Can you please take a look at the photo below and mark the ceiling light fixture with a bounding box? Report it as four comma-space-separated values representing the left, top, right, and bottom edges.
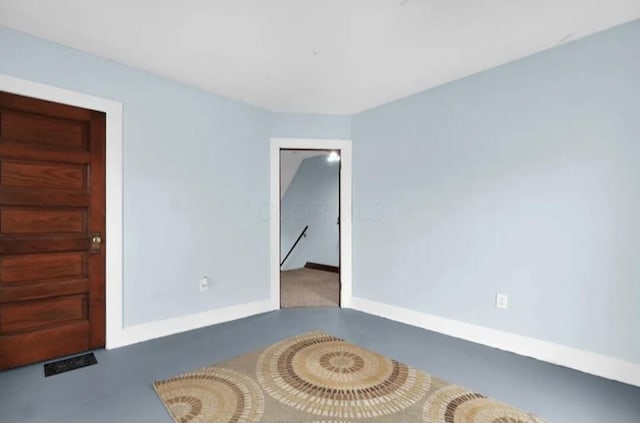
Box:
327, 151, 340, 162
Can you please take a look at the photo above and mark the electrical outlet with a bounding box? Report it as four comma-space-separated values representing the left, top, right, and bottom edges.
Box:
496, 293, 508, 310
199, 276, 209, 292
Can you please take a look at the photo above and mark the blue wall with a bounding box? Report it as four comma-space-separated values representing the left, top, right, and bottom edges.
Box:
351, 20, 640, 363
3, 19, 639, 365
0, 26, 349, 327
281, 155, 340, 270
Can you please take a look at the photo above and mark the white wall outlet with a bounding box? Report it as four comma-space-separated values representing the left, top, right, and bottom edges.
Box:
496, 293, 508, 310
199, 276, 209, 292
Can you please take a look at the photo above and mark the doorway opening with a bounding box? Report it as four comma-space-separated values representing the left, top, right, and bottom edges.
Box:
279, 149, 341, 308
269, 138, 352, 310
0, 74, 123, 352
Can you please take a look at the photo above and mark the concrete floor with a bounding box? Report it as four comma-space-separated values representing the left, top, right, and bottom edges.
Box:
0, 308, 638, 423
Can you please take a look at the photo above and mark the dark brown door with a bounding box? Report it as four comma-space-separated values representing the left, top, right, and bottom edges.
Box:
0, 91, 105, 370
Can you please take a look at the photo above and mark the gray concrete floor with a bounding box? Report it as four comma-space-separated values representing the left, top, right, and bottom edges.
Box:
0, 308, 638, 423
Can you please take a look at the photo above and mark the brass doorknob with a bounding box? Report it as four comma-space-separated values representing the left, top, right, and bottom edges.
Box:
90, 233, 103, 253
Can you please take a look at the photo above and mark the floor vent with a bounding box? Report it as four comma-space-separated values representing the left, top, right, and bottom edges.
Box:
44, 353, 97, 377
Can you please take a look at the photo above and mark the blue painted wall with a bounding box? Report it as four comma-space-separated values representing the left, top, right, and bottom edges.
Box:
281, 155, 340, 270
3, 18, 639, 365
0, 26, 348, 327
351, 20, 640, 363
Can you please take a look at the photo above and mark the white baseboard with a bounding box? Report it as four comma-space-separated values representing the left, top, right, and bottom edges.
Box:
107, 300, 274, 349
350, 297, 640, 387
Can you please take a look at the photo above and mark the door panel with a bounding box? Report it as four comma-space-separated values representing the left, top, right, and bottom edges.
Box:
1, 161, 87, 190
0, 321, 89, 370
0, 91, 105, 370
0, 278, 88, 303
0, 294, 86, 332
1, 208, 86, 234
0, 143, 91, 164
0, 236, 90, 255
0, 252, 86, 283
0, 110, 88, 149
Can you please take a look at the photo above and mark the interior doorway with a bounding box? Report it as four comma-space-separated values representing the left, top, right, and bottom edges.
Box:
269, 138, 352, 310
279, 149, 341, 308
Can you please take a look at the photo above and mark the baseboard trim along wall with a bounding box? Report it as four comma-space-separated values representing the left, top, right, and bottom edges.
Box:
304, 262, 340, 273
350, 297, 640, 387
107, 300, 274, 349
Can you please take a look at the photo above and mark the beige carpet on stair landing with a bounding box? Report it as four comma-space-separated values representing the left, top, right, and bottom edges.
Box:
280, 267, 339, 308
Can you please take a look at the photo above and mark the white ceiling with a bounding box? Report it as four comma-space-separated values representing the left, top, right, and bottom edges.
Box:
0, 0, 638, 114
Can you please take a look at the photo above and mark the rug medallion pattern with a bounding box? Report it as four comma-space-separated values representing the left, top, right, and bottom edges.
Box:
154, 331, 547, 423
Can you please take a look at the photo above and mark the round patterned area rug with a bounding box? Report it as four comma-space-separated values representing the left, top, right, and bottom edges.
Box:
153, 331, 548, 423
153, 367, 264, 423
256, 332, 431, 419
423, 385, 546, 423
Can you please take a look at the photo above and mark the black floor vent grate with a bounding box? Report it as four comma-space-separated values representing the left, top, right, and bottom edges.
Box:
44, 352, 97, 377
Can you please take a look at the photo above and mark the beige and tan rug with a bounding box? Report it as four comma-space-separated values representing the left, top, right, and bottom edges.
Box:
153, 331, 548, 423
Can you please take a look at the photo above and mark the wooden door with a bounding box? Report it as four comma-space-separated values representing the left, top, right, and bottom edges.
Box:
0, 91, 105, 370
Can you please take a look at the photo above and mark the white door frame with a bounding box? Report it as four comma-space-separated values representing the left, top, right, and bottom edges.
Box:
0, 74, 124, 349
270, 138, 352, 308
